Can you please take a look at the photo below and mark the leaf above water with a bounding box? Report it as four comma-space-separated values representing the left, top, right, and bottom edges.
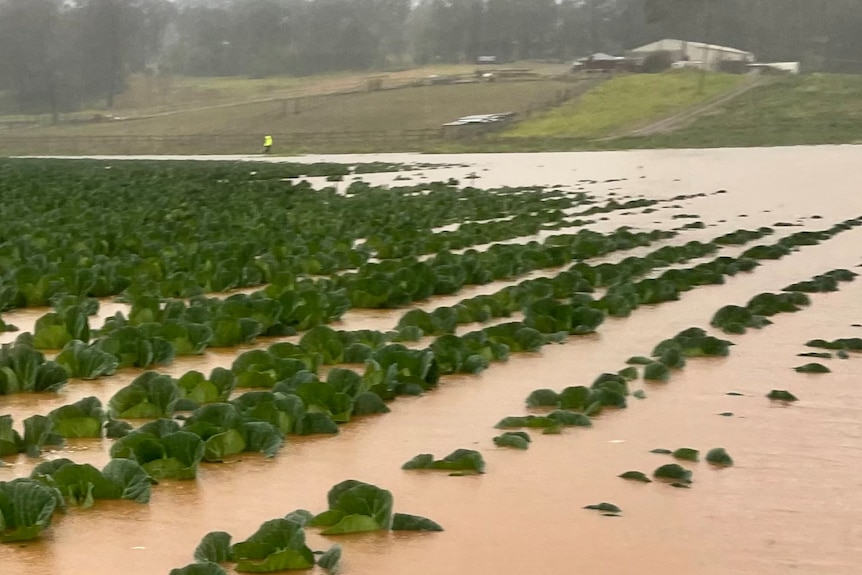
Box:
706, 448, 734, 467
767, 389, 798, 402
401, 449, 485, 473
618, 471, 651, 483
493, 432, 531, 450
169, 562, 228, 575
194, 531, 233, 564
794, 363, 830, 373
672, 448, 699, 462
654, 463, 692, 483
321, 514, 383, 535
390, 513, 444, 532
584, 502, 621, 514
317, 544, 343, 573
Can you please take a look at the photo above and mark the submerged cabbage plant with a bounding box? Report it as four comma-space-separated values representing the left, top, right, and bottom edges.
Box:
0, 414, 63, 458
30, 458, 152, 507
805, 337, 862, 351
170, 563, 228, 575
401, 449, 486, 474
0, 478, 63, 542
430, 334, 493, 376
109, 371, 182, 419
181, 403, 285, 461
178, 368, 236, 404
232, 347, 317, 389
48, 396, 106, 438
310, 480, 442, 535
231, 518, 316, 571
186, 520, 344, 574
230, 390, 304, 434
299, 326, 346, 365
54, 340, 119, 379
310, 480, 395, 534
651, 327, 732, 358
32, 305, 92, 350
0, 337, 68, 395
145, 319, 214, 356
493, 431, 531, 450
93, 324, 176, 369
794, 362, 830, 374
207, 316, 262, 348
110, 419, 205, 480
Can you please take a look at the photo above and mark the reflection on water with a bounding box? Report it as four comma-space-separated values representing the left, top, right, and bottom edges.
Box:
3, 147, 862, 575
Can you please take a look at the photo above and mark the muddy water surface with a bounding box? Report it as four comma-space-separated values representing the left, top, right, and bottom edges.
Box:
3, 146, 862, 575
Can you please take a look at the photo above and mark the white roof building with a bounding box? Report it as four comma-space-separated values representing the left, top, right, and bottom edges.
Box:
629, 39, 755, 70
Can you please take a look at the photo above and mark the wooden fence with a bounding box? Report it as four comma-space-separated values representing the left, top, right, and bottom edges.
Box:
0, 78, 600, 156
0, 129, 450, 156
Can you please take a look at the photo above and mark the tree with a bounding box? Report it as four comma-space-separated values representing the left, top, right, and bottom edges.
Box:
77, 0, 127, 108
0, 0, 72, 120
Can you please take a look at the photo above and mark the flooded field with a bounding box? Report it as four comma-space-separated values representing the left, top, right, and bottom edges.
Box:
3, 146, 862, 575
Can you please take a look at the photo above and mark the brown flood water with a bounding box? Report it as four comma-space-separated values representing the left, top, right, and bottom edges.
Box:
3, 146, 862, 575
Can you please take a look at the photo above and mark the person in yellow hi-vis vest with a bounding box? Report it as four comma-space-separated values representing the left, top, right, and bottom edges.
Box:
263, 134, 273, 154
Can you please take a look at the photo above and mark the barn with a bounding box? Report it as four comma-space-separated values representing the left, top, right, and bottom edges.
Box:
628, 39, 755, 71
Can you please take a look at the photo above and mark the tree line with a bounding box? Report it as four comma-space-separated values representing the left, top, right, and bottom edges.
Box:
1, 0, 861, 116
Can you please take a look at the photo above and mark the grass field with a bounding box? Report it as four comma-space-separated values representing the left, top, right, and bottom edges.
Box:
502, 71, 745, 139
0, 61, 571, 121
12, 80, 582, 138
604, 74, 862, 149
5, 70, 862, 155
114, 62, 571, 113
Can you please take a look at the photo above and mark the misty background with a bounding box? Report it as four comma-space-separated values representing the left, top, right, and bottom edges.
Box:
1, 0, 861, 117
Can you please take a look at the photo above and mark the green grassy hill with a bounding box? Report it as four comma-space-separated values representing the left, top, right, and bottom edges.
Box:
607, 74, 862, 149
502, 71, 745, 139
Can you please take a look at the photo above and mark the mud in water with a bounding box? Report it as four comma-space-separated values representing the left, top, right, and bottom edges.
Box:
3, 146, 862, 575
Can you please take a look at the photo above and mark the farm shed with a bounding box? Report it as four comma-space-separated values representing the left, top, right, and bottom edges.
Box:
628, 39, 755, 71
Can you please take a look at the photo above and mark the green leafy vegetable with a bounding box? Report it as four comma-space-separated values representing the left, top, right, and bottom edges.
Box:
767, 389, 798, 401
317, 544, 343, 573
48, 396, 106, 438
109, 371, 181, 419
390, 513, 444, 532
169, 562, 229, 575
194, 531, 234, 563
794, 363, 830, 373
54, 340, 118, 379
672, 448, 699, 462
401, 449, 485, 473
705, 448, 734, 467
618, 471, 651, 483
110, 427, 205, 480
493, 431, 531, 450
231, 518, 315, 571
0, 478, 62, 542
654, 463, 692, 483
583, 502, 621, 514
